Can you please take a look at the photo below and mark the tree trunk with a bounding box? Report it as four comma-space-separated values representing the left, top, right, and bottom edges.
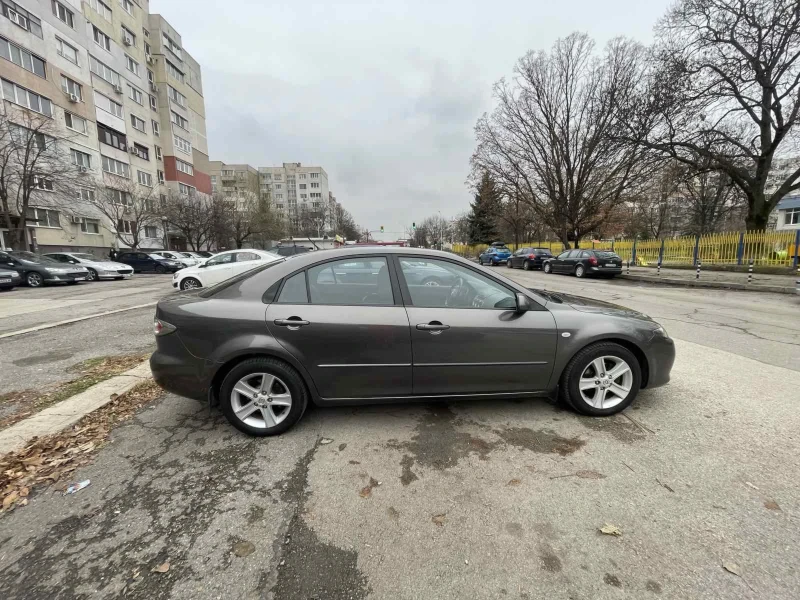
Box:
744, 211, 769, 231
10, 226, 26, 250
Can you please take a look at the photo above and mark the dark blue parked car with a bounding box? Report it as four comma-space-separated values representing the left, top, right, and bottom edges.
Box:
478, 244, 512, 266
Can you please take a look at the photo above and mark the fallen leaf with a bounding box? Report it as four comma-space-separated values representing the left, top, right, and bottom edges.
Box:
764, 500, 781, 511
507, 478, 522, 486
359, 477, 378, 498
151, 561, 170, 573
3, 490, 19, 509
348, 460, 360, 465
722, 561, 741, 576
432, 514, 446, 527
19, 487, 30, 497
320, 438, 333, 445
232, 541, 255, 557
599, 524, 622, 536
744, 482, 759, 490
338, 443, 347, 451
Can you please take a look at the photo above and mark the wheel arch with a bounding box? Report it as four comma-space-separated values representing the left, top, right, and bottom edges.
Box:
553, 337, 650, 390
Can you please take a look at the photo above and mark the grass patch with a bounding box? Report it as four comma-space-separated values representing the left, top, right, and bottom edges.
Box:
0, 353, 150, 430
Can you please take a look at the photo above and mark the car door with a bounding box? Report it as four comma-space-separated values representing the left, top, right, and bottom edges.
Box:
0, 252, 21, 276
230, 251, 263, 277
265, 256, 412, 399
396, 256, 557, 395
552, 251, 570, 272
136, 253, 155, 272
200, 252, 236, 285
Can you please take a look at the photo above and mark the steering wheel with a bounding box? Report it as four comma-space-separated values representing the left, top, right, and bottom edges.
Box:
445, 276, 471, 308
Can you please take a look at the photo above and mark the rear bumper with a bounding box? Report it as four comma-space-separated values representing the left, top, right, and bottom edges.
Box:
150, 337, 212, 401
588, 266, 622, 275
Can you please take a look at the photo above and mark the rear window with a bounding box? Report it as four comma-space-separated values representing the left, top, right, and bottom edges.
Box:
594, 251, 620, 259
494, 246, 510, 252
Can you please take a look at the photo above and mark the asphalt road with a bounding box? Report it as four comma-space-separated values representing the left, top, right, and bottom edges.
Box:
0, 269, 798, 599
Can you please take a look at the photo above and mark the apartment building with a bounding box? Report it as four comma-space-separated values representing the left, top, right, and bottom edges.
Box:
258, 162, 330, 230
0, 0, 208, 253
208, 160, 259, 196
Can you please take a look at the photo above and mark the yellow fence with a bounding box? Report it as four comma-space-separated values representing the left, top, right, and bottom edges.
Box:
453, 230, 800, 267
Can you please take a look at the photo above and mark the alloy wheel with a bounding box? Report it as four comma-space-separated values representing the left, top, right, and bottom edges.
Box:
87, 269, 97, 281
27, 272, 43, 287
578, 356, 633, 410
181, 278, 201, 290
230, 373, 293, 429
544, 263, 551, 274
576, 265, 585, 278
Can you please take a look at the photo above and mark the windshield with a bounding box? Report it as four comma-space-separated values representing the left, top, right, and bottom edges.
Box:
179, 253, 193, 258
72, 253, 96, 261
149, 253, 168, 260
9, 251, 59, 264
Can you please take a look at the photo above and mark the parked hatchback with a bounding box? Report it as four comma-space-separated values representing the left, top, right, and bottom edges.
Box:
544, 249, 623, 278
0, 251, 88, 287
507, 248, 553, 270
116, 251, 183, 273
478, 245, 512, 266
151, 247, 674, 437
173, 249, 281, 290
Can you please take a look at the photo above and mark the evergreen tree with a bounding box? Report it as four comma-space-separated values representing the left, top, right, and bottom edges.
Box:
467, 172, 500, 244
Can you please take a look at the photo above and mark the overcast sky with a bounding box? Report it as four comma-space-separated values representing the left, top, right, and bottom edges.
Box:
152, 0, 670, 240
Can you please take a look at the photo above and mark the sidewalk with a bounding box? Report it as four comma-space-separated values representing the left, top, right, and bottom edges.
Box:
620, 266, 799, 294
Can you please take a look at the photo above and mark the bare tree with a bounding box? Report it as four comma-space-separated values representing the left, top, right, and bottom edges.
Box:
333, 204, 360, 241
163, 190, 216, 251
0, 109, 84, 250
680, 168, 745, 236
92, 179, 162, 250
495, 191, 539, 247
212, 191, 284, 249
472, 33, 653, 249
625, 0, 800, 230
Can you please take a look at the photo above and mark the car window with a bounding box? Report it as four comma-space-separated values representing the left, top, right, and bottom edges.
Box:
565, 250, 579, 258
48, 254, 66, 262
235, 252, 260, 262
556, 251, 570, 260
595, 251, 619, 259
399, 258, 516, 309
277, 271, 308, 303
137, 253, 150, 260
206, 253, 234, 266
307, 257, 393, 305
580, 251, 591, 258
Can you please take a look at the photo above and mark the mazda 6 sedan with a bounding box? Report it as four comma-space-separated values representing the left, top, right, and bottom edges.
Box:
151, 247, 675, 436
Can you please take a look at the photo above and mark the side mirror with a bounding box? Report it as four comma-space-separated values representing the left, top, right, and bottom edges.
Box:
515, 292, 532, 314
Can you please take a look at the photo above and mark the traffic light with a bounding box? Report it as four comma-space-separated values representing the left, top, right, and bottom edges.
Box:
380, 225, 384, 233
412, 222, 416, 231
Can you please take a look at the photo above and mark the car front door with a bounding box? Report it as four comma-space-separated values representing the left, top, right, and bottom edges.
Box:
396, 257, 557, 395
200, 253, 236, 285
266, 256, 412, 399
552, 251, 570, 272
136, 253, 155, 272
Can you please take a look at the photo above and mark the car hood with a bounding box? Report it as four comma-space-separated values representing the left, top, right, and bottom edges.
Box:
532, 289, 654, 322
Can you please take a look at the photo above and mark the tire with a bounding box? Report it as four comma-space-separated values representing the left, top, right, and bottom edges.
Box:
180, 277, 202, 291
26, 272, 43, 287
523, 260, 531, 271
543, 262, 552, 274
219, 357, 309, 436
506, 259, 513, 269
575, 264, 585, 278
559, 342, 641, 416
155, 265, 166, 274
86, 268, 98, 282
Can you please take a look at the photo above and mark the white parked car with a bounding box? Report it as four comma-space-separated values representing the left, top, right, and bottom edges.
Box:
172, 249, 281, 291
44, 252, 134, 281
156, 251, 196, 268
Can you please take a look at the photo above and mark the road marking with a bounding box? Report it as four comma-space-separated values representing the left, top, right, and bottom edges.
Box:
0, 302, 157, 339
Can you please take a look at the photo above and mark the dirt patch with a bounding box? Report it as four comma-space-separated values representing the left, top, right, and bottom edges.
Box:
579, 416, 647, 443
399, 454, 418, 486
646, 580, 663, 594
540, 552, 562, 573
494, 427, 586, 456
604, 573, 622, 587
0, 380, 163, 514
12, 350, 75, 367
0, 353, 149, 431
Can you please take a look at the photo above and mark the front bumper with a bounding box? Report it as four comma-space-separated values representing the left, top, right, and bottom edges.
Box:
97, 270, 133, 279
45, 272, 88, 282
643, 334, 675, 389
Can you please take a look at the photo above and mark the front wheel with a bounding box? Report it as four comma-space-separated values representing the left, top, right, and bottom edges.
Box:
180, 277, 202, 291
543, 263, 552, 274
155, 265, 166, 274
219, 357, 308, 436
575, 265, 585, 278
506, 259, 513, 269
559, 342, 641, 416
26, 272, 43, 287
86, 268, 98, 282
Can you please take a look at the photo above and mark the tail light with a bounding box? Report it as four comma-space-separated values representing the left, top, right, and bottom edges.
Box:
588, 256, 598, 266
528, 254, 535, 259
153, 317, 176, 336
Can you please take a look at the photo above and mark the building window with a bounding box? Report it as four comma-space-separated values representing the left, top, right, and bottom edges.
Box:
166, 60, 184, 83
0, 36, 46, 77
122, 25, 135, 46
275, 184, 282, 190
310, 182, 320, 188
170, 111, 188, 130
298, 173, 306, 180
274, 174, 282, 181
159, 193, 166, 208
310, 172, 319, 179
51, 1, 73, 27
310, 192, 321, 198
70, 148, 91, 168
125, 54, 139, 76
60, 75, 82, 101
222, 170, 234, 176
2, 2, 43, 37
154, 145, 162, 160
132, 143, 149, 160
26, 206, 59, 227
108, 188, 130, 205
78, 217, 100, 234
175, 159, 193, 175
137, 170, 152, 186
300, 193, 307, 200
178, 182, 195, 196
275, 193, 283, 200
121, 0, 133, 15
65, 112, 86, 134
298, 183, 306, 189
89, 0, 111, 21
102, 155, 130, 177
149, 94, 157, 110
157, 170, 164, 184
130, 114, 146, 132
93, 26, 111, 51
1, 78, 52, 116
787, 208, 800, 226
144, 225, 157, 238
173, 133, 191, 154
76, 188, 95, 202
151, 120, 160, 136
117, 219, 133, 234
127, 84, 143, 105
55, 37, 78, 64
94, 91, 123, 118
97, 123, 126, 150
31, 176, 53, 191
163, 33, 182, 59
89, 55, 120, 86
167, 85, 186, 107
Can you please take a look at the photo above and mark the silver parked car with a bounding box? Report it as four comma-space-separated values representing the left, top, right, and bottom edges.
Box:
151, 247, 675, 437
44, 252, 134, 281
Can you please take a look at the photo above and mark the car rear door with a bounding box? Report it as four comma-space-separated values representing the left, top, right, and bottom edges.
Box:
230, 251, 263, 278
396, 256, 557, 395
201, 253, 236, 285
266, 256, 412, 399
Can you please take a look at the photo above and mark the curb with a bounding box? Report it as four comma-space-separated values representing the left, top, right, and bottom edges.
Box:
617, 274, 795, 294
0, 360, 153, 456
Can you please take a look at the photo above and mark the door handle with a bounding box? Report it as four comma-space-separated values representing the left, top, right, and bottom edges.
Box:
274, 318, 310, 328
416, 321, 450, 333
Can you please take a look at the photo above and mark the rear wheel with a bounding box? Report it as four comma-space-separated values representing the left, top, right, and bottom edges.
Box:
219, 357, 308, 436
155, 264, 166, 274
523, 260, 531, 271
543, 262, 552, 274
559, 342, 641, 416
575, 264, 585, 278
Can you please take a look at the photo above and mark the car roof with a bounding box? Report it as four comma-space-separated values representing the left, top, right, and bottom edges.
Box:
273, 246, 471, 269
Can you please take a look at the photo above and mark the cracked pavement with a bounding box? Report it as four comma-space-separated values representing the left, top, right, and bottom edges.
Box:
1, 273, 799, 599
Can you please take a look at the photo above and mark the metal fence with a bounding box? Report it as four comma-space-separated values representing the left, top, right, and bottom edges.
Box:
452, 229, 800, 267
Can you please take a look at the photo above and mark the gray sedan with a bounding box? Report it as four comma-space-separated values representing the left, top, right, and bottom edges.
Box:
151, 247, 675, 436
45, 252, 134, 281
